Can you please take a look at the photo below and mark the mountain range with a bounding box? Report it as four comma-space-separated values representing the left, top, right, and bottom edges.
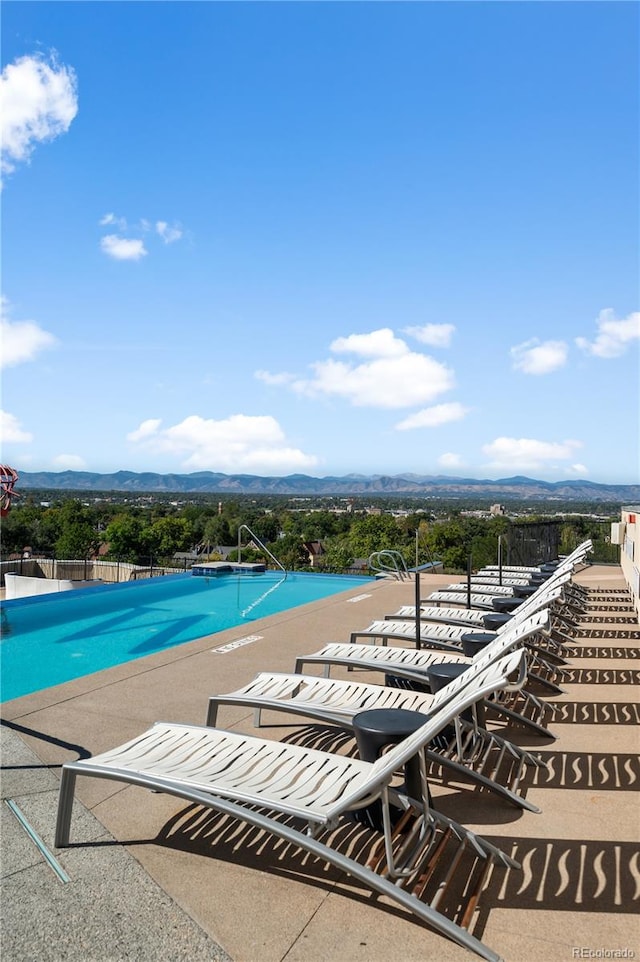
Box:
14, 470, 640, 502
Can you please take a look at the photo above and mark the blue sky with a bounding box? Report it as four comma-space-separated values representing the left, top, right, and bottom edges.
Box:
1, 1, 638, 485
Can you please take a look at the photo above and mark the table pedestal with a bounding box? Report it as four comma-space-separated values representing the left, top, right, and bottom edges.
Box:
353, 708, 431, 829
425, 663, 486, 727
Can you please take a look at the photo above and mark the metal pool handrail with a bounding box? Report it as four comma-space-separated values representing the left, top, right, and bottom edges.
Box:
237, 524, 287, 578
368, 549, 410, 580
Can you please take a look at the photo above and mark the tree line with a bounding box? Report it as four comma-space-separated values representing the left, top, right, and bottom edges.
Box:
0, 493, 618, 574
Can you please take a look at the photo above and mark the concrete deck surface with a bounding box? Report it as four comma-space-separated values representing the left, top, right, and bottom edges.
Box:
1, 565, 639, 962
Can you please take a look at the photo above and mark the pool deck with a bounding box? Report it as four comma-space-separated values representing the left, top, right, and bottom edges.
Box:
2, 565, 639, 962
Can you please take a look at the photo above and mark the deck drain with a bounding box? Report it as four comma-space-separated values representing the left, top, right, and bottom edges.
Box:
5, 799, 70, 883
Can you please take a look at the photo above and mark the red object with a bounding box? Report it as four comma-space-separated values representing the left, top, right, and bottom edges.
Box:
0, 465, 19, 516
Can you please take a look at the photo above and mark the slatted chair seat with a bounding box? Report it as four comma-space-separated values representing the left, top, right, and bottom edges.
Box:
56, 651, 527, 962
383, 575, 570, 635
442, 583, 519, 596
207, 613, 550, 811
418, 590, 520, 610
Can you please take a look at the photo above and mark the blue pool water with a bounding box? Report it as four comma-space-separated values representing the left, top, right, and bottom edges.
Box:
0, 571, 371, 702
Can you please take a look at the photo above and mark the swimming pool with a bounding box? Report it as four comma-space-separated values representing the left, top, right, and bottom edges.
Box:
0, 571, 372, 702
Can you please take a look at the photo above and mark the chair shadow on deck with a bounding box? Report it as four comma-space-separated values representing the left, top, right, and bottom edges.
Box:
476, 835, 640, 925
153, 797, 510, 945
524, 751, 640, 791
560, 668, 640, 685
545, 702, 640, 725
152, 800, 639, 948
568, 641, 640, 654
147, 721, 533, 947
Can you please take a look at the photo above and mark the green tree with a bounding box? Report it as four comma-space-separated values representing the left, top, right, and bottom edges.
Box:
146, 516, 194, 561
272, 534, 309, 570
53, 500, 101, 559
104, 514, 147, 563
202, 515, 233, 549
320, 539, 355, 573
347, 515, 403, 558
55, 522, 97, 559
0, 504, 42, 556
249, 515, 280, 544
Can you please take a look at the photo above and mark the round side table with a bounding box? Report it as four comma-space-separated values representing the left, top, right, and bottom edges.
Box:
352, 708, 432, 829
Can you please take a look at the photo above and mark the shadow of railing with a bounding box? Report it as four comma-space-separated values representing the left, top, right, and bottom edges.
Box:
0, 718, 90, 767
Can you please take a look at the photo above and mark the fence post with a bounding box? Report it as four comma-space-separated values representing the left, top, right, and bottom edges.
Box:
467, 554, 472, 609
414, 569, 421, 650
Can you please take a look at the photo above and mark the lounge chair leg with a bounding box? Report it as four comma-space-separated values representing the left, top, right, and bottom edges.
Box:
205, 699, 218, 726
55, 767, 77, 848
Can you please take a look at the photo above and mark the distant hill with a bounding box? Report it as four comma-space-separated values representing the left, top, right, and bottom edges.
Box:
14, 469, 640, 502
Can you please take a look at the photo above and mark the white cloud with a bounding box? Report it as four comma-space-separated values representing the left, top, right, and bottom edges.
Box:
482, 436, 583, 472
126, 418, 162, 442
330, 328, 408, 358
98, 215, 184, 259
156, 221, 183, 244
395, 402, 470, 431
575, 308, 640, 358
99, 212, 127, 230
0, 52, 78, 178
0, 297, 57, 367
0, 409, 33, 443
127, 414, 319, 473
510, 338, 568, 375
403, 324, 455, 348
100, 235, 147, 261
568, 463, 588, 476
278, 328, 455, 410
438, 452, 465, 469
52, 454, 86, 470
295, 352, 455, 409
255, 370, 297, 386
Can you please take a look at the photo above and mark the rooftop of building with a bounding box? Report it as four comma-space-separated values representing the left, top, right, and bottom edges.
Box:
1, 564, 638, 962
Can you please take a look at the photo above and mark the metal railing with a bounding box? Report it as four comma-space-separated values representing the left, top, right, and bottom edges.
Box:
0, 557, 183, 588
237, 525, 287, 577
368, 549, 410, 581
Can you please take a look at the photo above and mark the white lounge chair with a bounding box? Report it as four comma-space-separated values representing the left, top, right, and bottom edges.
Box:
294, 608, 558, 739
381, 573, 573, 638
441, 583, 520, 596
351, 586, 564, 665
451, 574, 538, 587
471, 542, 592, 585
56, 650, 526, 962
418, 590, 524, 610
478, 540, 592, 576
206, 615, 547, 810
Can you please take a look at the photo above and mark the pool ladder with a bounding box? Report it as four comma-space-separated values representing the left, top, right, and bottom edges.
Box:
237, 524, 287, 578
368, 550, 411, 581
368, 549, 444, 581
